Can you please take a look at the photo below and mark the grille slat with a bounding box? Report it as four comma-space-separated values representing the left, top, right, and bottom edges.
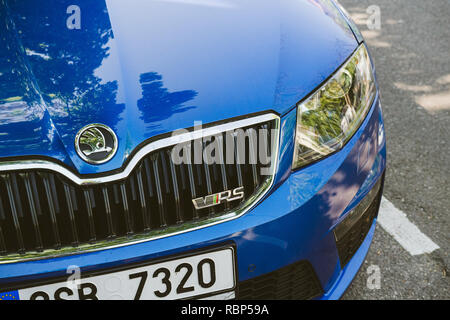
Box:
70, 186, 78, 211
234, 134, 244, 187
21, 173, 44, 251
152, 155, 167, 228
0, 198, 6, 255
179, 163, 187, 191
83, 190, 97, 243
29, 173, 42, 216
1, 174, 26, 253
0, 117, 277, 257
10, 174, 24, 218
49, 174, 60, 214
44, 180, 62, 250
160, 152, 171, 194
168, 154, 183, 224
218, 137, 228, 190
0, 197, 5, 220
217, 135, 229, 211
88, 189, 96, 208
0, 226, 6, 255
143, 158, 154, 197
129, 175, 137, 202
119, 183, 133, 235
112, 185, 120, 205
186, 163, 198, 220
202, 150, 215, 217
101, 187, 115, 238
61, 181, 79, 246
247, 129, 259, 188
136, 168, 151, 231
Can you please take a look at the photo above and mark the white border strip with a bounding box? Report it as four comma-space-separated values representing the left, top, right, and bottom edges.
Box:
378, 197, 439, 255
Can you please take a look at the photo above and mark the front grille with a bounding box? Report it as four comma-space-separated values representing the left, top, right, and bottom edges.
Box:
0, 116, 278, 260
236, 260, 323, 300
334, 176, 384, 267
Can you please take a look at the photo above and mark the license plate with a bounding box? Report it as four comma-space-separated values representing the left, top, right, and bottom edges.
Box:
7, 247, 236, 300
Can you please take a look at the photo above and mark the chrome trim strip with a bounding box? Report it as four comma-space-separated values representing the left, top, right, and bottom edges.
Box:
0, 114, 278, 186
0, 113, 280, 263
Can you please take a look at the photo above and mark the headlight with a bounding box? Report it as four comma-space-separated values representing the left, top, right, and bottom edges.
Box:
292, 44, 376, 170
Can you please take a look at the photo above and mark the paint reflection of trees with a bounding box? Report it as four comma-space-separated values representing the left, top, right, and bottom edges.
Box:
0, 1, 39, 104
138, 72, 197, 124
0, 1, 50, 152
1, 0, 198, 150
4, 0, 125, 131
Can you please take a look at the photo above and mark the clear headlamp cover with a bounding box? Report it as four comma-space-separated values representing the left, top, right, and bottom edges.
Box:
293, 44, 376, 169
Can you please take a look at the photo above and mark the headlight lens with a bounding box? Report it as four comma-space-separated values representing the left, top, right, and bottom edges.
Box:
292, 44, 376, 169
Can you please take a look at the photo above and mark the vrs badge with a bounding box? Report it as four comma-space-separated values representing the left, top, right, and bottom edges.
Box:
192, 187, 244, 210
75, 124, 118, 164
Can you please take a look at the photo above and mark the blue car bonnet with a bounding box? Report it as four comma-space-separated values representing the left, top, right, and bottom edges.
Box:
0, 0, 358, 174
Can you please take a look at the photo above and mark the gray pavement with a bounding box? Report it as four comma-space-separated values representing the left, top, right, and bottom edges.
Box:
339, 0, 449, 300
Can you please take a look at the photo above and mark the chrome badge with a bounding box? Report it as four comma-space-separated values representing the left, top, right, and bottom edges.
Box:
75, 124, 118, 164
192, 187, 245, 210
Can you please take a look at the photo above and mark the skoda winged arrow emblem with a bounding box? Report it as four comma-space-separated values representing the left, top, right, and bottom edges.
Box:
75, 124, 118, 164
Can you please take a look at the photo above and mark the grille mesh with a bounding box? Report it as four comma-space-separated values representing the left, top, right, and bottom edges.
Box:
236, 260, 323, 300
0, 119, 277, 258
335, 181, 383, 267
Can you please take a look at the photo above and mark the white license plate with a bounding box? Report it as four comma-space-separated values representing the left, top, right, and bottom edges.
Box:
15, 247, 236, 300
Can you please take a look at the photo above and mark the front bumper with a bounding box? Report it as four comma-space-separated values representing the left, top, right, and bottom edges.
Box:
0, 93, 386, 300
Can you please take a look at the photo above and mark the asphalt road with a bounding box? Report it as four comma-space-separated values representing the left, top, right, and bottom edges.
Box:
338, 0, 449, 299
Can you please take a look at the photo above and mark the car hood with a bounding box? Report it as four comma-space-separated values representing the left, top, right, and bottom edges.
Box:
0, 0, 357, 174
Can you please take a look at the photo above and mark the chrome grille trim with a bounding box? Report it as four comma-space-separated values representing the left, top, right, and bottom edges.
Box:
0, 113, 280, 263
0, 114, 278, 185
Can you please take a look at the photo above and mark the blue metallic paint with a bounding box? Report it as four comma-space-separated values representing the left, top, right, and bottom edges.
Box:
0, 0, 385, 299
1, 0, 357, 174
0, 95, 386, 299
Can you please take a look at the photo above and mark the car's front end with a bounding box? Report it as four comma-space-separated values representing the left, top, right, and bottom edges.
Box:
0, 0, 385, 300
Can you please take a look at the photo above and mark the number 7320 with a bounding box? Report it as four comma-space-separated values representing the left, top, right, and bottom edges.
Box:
129, 258, 217, 300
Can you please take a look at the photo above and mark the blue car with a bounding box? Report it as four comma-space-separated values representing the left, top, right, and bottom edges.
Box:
0, 0, 385, 300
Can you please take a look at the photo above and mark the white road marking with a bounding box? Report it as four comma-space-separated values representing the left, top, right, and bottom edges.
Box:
378, 197, 440, 255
